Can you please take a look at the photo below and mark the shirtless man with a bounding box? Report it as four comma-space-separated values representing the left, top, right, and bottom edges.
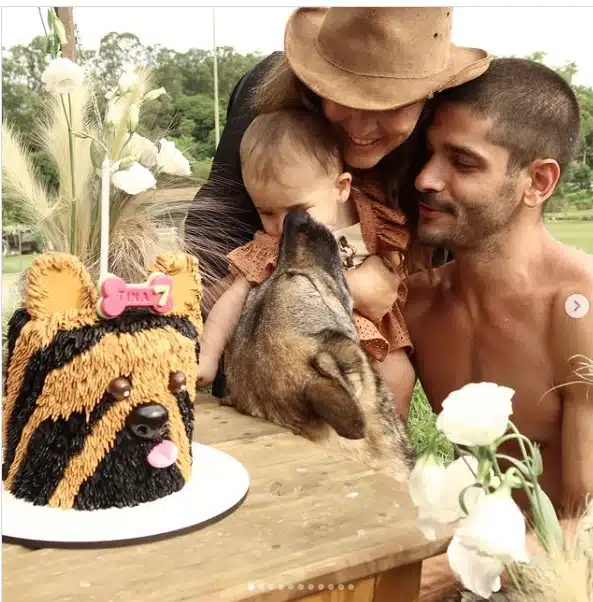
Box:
402, 57, 593, 600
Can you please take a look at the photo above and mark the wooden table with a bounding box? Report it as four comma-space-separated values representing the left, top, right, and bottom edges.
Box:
2, 394, 451, 602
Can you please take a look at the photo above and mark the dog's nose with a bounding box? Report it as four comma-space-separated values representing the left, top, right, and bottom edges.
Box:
127, 403, 168, 440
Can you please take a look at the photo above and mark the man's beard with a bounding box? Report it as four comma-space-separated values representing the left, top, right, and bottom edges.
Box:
416, 180, 518, 250
415, 194, 458, 247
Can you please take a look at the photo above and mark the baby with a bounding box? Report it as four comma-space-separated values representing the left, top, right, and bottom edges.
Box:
197, 110, 416, 417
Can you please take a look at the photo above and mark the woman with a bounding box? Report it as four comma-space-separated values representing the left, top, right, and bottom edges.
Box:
185, 7, 491, 406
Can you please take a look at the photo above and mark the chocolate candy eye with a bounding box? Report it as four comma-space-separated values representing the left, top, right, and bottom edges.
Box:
108, 377, 132, 400
169, 371, 187, 393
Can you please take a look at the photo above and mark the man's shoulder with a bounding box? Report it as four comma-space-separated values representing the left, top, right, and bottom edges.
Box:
549, 245, 593, 374
550, 245, 593, 315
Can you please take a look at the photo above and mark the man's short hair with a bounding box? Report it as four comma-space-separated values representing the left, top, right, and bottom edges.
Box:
240, 109, 342, 183
435, 57, 581, 176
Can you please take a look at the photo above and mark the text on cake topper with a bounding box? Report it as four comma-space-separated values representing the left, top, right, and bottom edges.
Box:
97, 273, 174, 318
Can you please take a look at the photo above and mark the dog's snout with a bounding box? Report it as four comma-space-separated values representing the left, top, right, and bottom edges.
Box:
127, 403, 168, 440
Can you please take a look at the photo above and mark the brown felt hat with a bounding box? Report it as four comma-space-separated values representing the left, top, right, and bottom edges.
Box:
284, 7, 492, 111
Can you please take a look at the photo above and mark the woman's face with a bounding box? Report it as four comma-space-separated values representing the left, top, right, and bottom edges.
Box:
321, 99, 425, 169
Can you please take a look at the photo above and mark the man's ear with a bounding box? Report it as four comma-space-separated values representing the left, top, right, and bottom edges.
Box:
523, 159, 561, 209
336, 171, 352, 203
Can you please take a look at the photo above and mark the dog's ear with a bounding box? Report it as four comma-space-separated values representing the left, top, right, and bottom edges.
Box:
151, 252, 203, 333
305, 350, 366, 439
25, 253, 98, 320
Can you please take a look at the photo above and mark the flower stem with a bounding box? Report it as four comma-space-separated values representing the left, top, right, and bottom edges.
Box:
118, 132, 134, 160
503, 423, 534, 466
60, 94, 77, 255
506, 422, 552, 550
496, 454, 532, 477
490, 452, 506, 483
71, 130, 109, 153
451, 443, 479, 481
506, 466, 536, 496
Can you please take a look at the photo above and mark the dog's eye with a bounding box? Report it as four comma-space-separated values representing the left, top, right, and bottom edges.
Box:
169, 371, 187, 393
108, 377, 132, 400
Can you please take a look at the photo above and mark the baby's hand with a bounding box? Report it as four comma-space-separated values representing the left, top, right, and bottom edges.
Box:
345, 255, 400, 323
196, 357, 219, 389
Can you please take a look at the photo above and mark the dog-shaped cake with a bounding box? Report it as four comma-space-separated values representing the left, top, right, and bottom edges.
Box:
2, 251, 202, 510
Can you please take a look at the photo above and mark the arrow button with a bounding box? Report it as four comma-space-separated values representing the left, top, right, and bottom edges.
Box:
565, 294, 590, 319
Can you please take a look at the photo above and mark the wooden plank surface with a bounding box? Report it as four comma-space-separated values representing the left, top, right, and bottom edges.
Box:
2, 394, 451, 602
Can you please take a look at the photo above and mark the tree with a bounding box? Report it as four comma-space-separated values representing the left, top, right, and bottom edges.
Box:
2, 33, 265, 223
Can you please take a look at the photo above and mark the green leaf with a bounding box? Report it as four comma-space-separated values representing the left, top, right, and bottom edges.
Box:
47, 8, 56, 28
117, 156, 136, 170
53, 19, 68, 46
531, 484, 563, 552
531, 444, 543, 477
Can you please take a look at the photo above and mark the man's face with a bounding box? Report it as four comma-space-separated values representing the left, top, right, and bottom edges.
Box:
414, 103, 525, 249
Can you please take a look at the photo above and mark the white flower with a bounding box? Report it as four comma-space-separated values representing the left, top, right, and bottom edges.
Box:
447, 486, 529, 598
128, 134, 158, 167
436, 382, 514, 446
111, 162, 156, 195
105, 97, 128, 127
409, 454, 483, 540
41, 58, 85, 95
435, 456, 484, 522
447, 535, 504, 599
456, 486, 529, 563
105, 87, 115, 100
118, 69, 139, 94
409, 453, 445, 510
127, 104, 140, 132
144, 87, 166, 102
156, 139, 191, 176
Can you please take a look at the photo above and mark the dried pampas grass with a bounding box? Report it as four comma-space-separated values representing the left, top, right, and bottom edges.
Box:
2, 69, 193, 284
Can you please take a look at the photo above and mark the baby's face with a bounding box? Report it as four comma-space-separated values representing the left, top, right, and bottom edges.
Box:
245, 162, 350, 237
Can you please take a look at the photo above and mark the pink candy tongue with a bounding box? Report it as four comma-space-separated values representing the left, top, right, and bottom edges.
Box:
147, 440, 179, 469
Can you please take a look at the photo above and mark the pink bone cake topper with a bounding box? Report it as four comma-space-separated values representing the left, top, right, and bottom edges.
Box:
97, 272, 174, 319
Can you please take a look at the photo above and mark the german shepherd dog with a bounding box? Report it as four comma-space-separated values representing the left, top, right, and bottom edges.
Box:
2, 252, 202, 510
225, 210, 415, 480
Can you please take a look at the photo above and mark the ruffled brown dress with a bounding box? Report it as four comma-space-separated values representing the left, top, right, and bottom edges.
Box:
227, 186, 413, 361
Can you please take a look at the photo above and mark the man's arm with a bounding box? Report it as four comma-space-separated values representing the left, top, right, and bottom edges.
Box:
555, 281, 593, 515
402, 269, 436, 361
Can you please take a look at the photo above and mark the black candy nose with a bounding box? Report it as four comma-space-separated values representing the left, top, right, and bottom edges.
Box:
127, 403, 168, 440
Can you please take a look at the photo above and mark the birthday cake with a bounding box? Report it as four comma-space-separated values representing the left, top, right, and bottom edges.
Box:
2, 251, 203, 510
1, 32, 209, 511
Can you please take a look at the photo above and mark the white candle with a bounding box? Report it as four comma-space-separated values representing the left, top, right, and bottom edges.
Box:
100, 158, 111, 279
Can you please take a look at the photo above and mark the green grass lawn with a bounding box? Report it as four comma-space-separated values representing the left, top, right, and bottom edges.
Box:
408, 382, 453, 462
545, 220, 593, 254
2, 253, 38, 274
548, 208, 593, 219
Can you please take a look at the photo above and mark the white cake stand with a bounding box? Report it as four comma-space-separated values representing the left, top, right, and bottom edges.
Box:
2, 443, 249, 547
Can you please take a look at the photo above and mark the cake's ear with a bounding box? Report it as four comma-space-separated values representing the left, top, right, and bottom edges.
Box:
151, 252, 203, 332
25, 253, 98, 320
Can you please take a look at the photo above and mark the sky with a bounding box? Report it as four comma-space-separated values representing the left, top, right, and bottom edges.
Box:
1, 6, 593, 87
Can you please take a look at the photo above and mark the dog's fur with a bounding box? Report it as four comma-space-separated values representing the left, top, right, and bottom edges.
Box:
225, 210, 415, 480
